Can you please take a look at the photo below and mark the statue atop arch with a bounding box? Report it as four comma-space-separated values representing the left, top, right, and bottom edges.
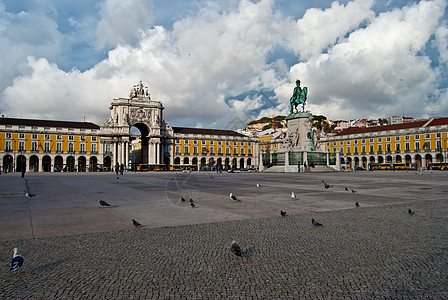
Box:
130, 80, 151, 99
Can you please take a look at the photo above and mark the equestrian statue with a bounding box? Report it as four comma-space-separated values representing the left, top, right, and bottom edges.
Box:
289, 79, 308, 114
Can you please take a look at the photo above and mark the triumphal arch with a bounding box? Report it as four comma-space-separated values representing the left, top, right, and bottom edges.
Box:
101, 81, 172, 167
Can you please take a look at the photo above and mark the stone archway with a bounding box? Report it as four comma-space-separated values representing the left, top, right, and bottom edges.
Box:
101, 81, 168, 168
42, 155, 51, 172
55, 156, 63, 172
3, 155, 13, 172
30, 155, 39, 172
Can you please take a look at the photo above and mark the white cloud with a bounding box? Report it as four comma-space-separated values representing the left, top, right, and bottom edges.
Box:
95, 0, 154, 49
279, 0, 446, 120
287, 0, 375, 59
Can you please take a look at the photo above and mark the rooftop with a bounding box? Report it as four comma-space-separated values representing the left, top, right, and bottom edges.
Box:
0, 117, 100, 130
172, 126, 246, 137
334, 117, 448, 136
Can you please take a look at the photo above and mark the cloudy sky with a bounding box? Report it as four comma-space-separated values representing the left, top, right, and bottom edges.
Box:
1, 0, 447, 130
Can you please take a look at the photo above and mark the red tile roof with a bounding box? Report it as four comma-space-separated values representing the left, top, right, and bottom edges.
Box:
334, 117, 448, 136
172, 127, 246, 137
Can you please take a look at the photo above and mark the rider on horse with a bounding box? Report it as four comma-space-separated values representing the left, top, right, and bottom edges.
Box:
289, 79, 307, 114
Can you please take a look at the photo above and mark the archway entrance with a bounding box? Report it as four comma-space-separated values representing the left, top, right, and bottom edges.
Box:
104, 156, 112, 170
90, 156, 98, 172
3, 155, 13, 172
43, 155, 51, 172
30, 155, 39, 172
55, 156, 63, 172
130, 124, 150, 170
78, 156, 86, 172
67, 156, 75, 172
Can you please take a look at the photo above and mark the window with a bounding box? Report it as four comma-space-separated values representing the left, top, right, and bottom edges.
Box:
6, 141, 12, 151
91, 143, 97, 153
69, 136, 74, 141
415, 142, 420, 151
370, 145, 373, 153
92, 136, 97, 141
105, 144, 111, 153
31, 141, 38, 152
176, 146, 180, 154
415, 135, 419, 139
19, 141, 25, 151
424, 141, 430, 150
57, 135, 62, 140
6, 133, 12, 138
44, 142, 50, 152
19, 133, 25, 139
184, 146, 189, 154
436, 140, 442, 150
405, 135, 409, 140
396, 144, 400, 152
80, 136, 85, 141
193, 146, 198, 154
80, 144, 85, 153
45, 135, 50, 140
32, 134, 38, 139
354, 147, 358, 154
362, 146, 365, 153
68, 143, 74, 153
370, 139, 373, 143
425, 134, 430, 139
436, 133, 441, 138
57, 143, 62, 153
362, 139, 365, 144
387, 137, 390, 142
405, 143, 410, 151
386, 144, 391, 152
378, 145, 382, 153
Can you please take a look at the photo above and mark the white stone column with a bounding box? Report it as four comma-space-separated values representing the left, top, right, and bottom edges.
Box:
117, 142, 122, 165
422, 156, 426, 170
336, 151, 341, 171
124, 142, 129, 169
326, 152, 330, 166
285, 151, 289, 166
112, 142, 116, 165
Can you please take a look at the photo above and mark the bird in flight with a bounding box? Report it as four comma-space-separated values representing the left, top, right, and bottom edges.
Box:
230, 240, 242, 257
132, 219, 142, 227
98, 199, 111, 207
10, 248, 24, 277
351, 189, 357, 193
312, 218, 323, 226
280, 210, 287, 216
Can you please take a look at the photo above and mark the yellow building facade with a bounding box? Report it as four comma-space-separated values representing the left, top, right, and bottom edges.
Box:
322, 117, 448, 170
0, 118, 104, 172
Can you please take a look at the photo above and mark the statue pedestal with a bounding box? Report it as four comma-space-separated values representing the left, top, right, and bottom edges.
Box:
284, 112, 315, 152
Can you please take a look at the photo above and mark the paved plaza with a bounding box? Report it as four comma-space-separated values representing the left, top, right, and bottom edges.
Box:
0, 170, 447, 298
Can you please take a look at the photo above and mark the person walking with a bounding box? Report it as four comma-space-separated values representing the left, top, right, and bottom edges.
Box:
115, 163, 119, 175
120, 163, 124, 175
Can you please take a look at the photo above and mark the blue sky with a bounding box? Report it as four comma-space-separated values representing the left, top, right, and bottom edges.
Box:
0, 0, 447, 129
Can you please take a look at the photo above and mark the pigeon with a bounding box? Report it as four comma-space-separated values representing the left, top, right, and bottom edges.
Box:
10, 248, 24, 277
355, 201, 360, 207
132, 219, 141, 227
191, 202, 196, 208
117, 176, 119, 179
280, 210, 287, 216
345, 187, 349, 191
189, 198, 194, 203
257, 184, 262, 188
312, 218, 323, 226
323, 182, 334, 189
230, 240, 242, 257
351, 189, 357, 193
98, 199, 111, 207
230, 193, 240, 202
408, 208, 415, 215
291, 192, 297, 200
181, 196, 186, 202
25, 192, 36, 198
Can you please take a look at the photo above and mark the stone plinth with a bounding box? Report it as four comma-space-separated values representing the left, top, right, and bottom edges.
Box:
284, 112, 315, 152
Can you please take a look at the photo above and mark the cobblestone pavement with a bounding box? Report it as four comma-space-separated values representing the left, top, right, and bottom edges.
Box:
0, 171, 447, 298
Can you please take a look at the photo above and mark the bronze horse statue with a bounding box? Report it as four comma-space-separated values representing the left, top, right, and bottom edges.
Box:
289, 80, 308, 114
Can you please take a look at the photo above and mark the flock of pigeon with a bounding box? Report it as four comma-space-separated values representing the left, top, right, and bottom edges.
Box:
10, 176, 418, 276
229, 179, 417, 258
